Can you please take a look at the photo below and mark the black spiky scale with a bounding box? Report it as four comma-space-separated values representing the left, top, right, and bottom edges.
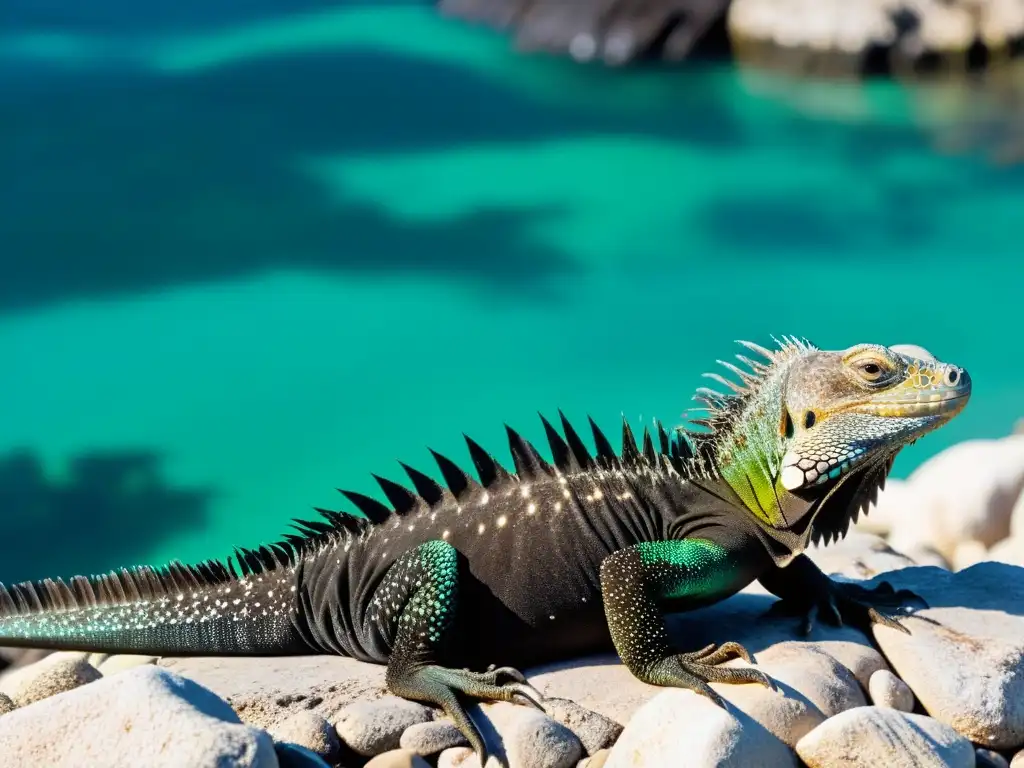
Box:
373, 474, 421, 516
400, 462, 445, 506
429, 448, 479, 499
253, 546, 275, 570
70, 575, 95, 607
119, 570, 142, 600
316, 508, 361, 534
656, 421, 671, 456
557, 411, 594, 470
588, 417, 619, 469
641, 428, 657, 465
231, 548, 251, 577
271, 544, 292, 565
40, 579, 66, 611
504, 425, 553, 478
620, 418, 641, 465
339, 489, 393, 524
463, 434, 510, 488
237, 548, 262, 574
539, 414, 574, 471
294, 517, 334, 535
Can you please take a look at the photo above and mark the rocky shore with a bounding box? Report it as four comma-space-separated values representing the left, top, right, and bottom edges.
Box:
728, 0, 1024, 76
4, 428, 1024, 767
438, 0, 1024, 77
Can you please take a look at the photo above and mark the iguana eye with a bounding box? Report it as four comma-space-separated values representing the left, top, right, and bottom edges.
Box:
855, 360, 885, 382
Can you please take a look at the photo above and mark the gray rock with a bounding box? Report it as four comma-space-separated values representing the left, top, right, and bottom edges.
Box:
0, 652, 102, 707
531, 601, 874, 752
437, 747, 474, 768
365, 749, 432, 767
988, 535, 1024, 567
977, 748, 1011, 768
710, 642, 866, 747
334, 695, 434, 756
901, 545, 951, 570
0, 665, 277, 767
269, 711, 340, 761
97, 654, 159, 676
867, 669, 915, 712
400, 720, 468, 755
889, 436, 1024, 562
806, 531, 917, 581
528, 589, 886, 728
867, 563, 1024, 748
435, 702, 582, 768
0, 693, 14, 715
86, 652, 111, 669
728, 0, 1024, 73
542, 697, 623, 754
275, 742, 331, 768
0, 647, 52, 673
580, 748, 610, 768
605, 688, 797, 768
159, 654, 387, 731
482, 701, 582, 768
795, 706, 975, 767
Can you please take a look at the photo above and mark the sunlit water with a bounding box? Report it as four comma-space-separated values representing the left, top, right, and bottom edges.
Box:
1, 2, 1020, 582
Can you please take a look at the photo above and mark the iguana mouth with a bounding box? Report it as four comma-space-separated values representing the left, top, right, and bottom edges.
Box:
848, 392, 970, 419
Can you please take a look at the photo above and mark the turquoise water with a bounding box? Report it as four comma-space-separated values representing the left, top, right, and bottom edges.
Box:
1, 2, 1021, 583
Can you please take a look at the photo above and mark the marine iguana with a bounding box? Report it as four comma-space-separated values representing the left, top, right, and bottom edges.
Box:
0, 338, 971, 762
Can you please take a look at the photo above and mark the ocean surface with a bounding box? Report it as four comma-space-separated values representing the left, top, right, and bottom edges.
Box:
1, 1, 1021, 583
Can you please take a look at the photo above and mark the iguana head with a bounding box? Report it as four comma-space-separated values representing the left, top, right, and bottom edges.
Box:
687, 337, 971, 546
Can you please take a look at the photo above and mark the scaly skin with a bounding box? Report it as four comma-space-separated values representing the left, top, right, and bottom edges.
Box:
0, 337, 971, 765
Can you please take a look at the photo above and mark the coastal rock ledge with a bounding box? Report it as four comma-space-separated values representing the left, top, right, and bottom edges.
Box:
728, 0, 1024, 76
2, 536, 1024, 767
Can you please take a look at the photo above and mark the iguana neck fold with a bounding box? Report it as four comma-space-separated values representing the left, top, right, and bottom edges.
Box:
687, 337, 812, 530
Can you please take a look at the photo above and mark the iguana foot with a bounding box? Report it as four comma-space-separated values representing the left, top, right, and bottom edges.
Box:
788, 578, 927, 635
387, 663, 545, 766
638, 641, 776, 708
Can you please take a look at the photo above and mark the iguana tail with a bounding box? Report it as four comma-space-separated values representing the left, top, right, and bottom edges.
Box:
0, 555, 314, 656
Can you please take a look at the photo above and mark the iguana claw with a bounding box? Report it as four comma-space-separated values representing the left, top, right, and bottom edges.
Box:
791, 579, 927, 635
639, 641, 776, 708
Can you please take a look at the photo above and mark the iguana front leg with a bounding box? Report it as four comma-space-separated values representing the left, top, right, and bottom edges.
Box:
758, 554, 925, 635
599, 539, 775, 707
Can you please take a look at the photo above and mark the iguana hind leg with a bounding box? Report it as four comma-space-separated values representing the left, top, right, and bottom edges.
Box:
600, 539, 775, 707
375, 540, 543, 765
